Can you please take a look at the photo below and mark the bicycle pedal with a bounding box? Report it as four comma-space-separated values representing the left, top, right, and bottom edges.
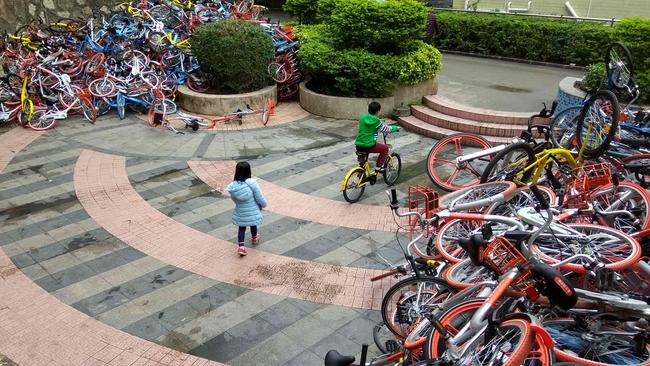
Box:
385, 340, 400, 353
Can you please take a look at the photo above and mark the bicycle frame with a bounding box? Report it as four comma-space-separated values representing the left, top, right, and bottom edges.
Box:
521, 147, 578, 185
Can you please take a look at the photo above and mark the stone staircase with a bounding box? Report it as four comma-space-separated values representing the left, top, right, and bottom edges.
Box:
398, 95, 545, 145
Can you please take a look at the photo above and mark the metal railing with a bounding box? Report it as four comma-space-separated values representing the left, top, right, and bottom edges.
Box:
433, 7, 619, 26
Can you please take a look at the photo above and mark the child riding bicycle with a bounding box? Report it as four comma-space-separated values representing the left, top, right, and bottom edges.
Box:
355, 102, 399, 173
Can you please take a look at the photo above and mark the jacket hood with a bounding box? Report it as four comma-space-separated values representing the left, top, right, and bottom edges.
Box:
227, 180, 254, 201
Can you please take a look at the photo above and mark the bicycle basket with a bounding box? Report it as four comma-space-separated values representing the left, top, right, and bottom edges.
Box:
482, 237, 526, 275
407, 185, 439, 239
572, 162, 612, 192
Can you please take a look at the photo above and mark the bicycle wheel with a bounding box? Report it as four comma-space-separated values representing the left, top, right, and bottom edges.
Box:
268, 63, 289, 83
18, 99, 33, 126
381, 276, 457, 338
605, 42, 634, 91
383, 153, 401, 186
373, 321, 399, 355
481, 142, 536, 186
342, 167, 366, 203
28, 114, 56, 131
187, 71, 209, 93
89, 78, 116, 98
438, 181, 518, 212
441, 259, 493, 290
544, 316, 650, 366
79, 97, 96, 124
427, 299, 535, 365
435, 219, 477, 263
550, 106, 582, 149
590, 181, 650, 234
261, 99, 270, 126
532, 224, 641, 272
487, 186, 557, 217
117, 94, 126, 120
575, 90, 620, 159
427, 133, 492, 192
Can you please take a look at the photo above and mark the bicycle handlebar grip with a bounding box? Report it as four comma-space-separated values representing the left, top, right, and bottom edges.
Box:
390, 188, 398, 206
529, 185, 549, 210
549, 101, 558, 116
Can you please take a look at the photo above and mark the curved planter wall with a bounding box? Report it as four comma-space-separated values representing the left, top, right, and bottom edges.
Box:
556, 77, 587, 114
299, 78, 438, 120
177, 85, 277, 116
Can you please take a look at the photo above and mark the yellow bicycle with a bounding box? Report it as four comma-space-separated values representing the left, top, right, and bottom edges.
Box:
342, 133, 402, 203
18, 76, 35, 126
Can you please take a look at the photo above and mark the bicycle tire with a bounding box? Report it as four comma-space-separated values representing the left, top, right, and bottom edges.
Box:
440, 259, 493, 290
117, 94, 126, 120
342, 167, 366, 203
620, 153, 650, 188
186, 71, 209, 93
18, 99, 33, 126
605, 42, 634, 91
382, 153, 401, 186
590, 181, 650, 234
80, 96, 96, 124
532, 224, 641, 272
487, 185, 557, 217
544, 316, 650, 366
438, 181, 518, 212
381, 276, 457, 338
28, 114, 55, 131
427, 133, 492, 191
435, 219, 477, 263
481, 142, 536, 186
575, 90, 620, 159
261, 99, 270, 126
426, 299, 535, 365
550, 106, 582, 149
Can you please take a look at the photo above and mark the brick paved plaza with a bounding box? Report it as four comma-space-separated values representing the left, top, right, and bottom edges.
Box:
0, 103, 435, 366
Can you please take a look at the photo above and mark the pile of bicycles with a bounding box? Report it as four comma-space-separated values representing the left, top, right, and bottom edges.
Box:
325, 42, 650, 366
0, 0, 300, 131
327, 178, 650, 365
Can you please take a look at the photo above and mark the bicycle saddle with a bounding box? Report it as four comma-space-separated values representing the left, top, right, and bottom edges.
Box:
458, 233, 488, 266
324, 350, 355, 366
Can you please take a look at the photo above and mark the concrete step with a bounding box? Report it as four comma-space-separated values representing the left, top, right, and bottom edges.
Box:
423, 95, 541, 126
398, 116, 513, 145
411, 105, 527, 138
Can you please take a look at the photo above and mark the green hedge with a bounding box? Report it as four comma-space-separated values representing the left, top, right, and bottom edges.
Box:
192, 20, 275, 94
297, 24, 442, 97
435, 12, 615, 65
434, 12, 650, 104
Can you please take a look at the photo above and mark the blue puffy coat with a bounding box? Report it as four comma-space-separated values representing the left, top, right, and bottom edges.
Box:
227, 178, 268, 227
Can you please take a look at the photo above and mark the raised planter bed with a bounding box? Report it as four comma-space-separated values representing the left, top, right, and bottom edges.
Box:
556, 77, 587, 115
177, 85, 277, 116
299, 78, 438, 120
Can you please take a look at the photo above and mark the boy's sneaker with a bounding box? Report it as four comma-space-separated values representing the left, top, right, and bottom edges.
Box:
237, 246, 247, 256
251, 235, 261, 245
375, 166, 385, 174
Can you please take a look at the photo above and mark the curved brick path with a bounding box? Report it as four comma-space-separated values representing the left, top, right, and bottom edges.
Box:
0, 129, 224, 366
0, 128, 42, 172
74, 150, 396, 310
189, 160, 404, 232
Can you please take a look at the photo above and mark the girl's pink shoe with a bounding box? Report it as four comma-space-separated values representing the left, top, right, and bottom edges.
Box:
237, 246, 247, 256
251, 235, 261, 245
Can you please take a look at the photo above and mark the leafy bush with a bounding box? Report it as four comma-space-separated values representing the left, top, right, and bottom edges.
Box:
297, 26, 442, 97
328, 0, 427, 54
283, 0, 318, 23
396, 41, 442, 84
580, 63, 606, 94
192, 20, 275, 94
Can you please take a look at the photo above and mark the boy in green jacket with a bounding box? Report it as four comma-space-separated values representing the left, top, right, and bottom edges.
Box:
355, 102, 399, 173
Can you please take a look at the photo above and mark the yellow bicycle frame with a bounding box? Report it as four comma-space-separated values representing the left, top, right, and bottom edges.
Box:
8, 35, 39, 51
163, 33, 191, 49
516, 147, 578, 185
20, 76, 34, 121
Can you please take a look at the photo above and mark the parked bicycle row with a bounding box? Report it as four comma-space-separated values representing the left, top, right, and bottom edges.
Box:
0, 0, 300, 131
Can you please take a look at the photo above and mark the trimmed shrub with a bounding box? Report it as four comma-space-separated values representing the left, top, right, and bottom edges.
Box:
328, 0, 428, 54
435, 12, 615, 65
192, 20, 275, 94
614, 18, 650, 104
297, 26, 442, 97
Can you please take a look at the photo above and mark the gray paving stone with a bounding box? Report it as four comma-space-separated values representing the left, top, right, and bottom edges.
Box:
310, 332, 362, 361
285, 350, 324, 366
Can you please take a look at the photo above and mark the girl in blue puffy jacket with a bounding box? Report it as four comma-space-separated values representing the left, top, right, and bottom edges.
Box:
227, 161, 268, 256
